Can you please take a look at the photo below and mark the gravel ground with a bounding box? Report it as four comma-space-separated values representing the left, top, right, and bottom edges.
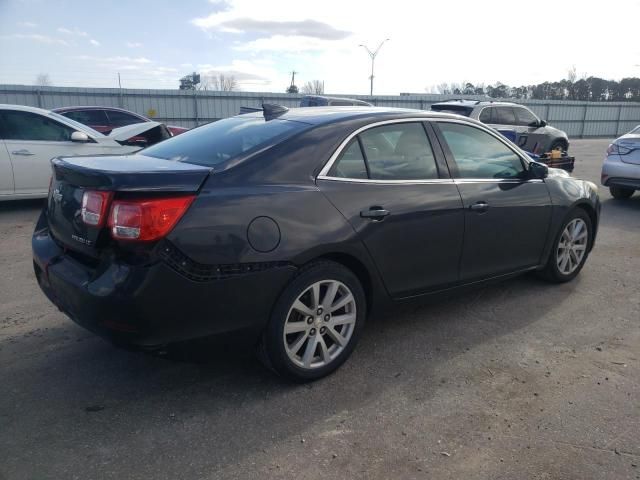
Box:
0, 138, 638, 480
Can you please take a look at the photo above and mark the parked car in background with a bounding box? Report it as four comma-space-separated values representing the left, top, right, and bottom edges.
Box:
601, 125, 640, 199
0, 104, 170, 200
300, 95, 372, 107
33, 105, 599, 381
431, 100, 569, 154
53, 106, 188, 136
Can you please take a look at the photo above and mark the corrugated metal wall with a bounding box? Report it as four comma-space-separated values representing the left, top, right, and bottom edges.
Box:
1, 84, 639, 137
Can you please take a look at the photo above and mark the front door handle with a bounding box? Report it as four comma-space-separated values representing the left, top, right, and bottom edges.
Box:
469, 201, 489, 213
360, 206, 390, 220
11, 149, 34, 156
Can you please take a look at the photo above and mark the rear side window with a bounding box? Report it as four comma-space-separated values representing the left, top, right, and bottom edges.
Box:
328, 139, 368, 179
0, 110, 73, 141
438, 122, 525, 179
479, 107, 493, 123
359, 123, 439, 180
62, 109, 109, 125
143, 116, 310, 167
493, 107, 517, 125
106, 110, 145, 127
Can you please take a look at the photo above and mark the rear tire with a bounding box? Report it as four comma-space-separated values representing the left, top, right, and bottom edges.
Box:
609, 186, 634, 199
537, 209, 592, 283
259, 261, 366, 382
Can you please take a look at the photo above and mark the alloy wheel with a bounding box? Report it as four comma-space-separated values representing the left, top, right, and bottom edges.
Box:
283, 280, 357, 369
556, 218, 588, 275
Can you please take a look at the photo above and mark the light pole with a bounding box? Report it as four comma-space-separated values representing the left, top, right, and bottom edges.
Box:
359, 38, 390, 96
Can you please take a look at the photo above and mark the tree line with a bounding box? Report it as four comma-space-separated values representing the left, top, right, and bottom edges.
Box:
433, 75, 640, 102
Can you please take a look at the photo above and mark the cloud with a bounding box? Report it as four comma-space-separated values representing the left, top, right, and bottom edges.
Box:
126, 41, 143, 48
193, 15, 350, 40
196, 60, 273, 86
1, 33, 69, 46
226, 18, 350, 40
89, 39, 100, 46
57, 27, 88, 37
18, 21, 37, 28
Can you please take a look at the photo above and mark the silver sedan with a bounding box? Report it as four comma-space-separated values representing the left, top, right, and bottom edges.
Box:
601, 126, 640, 199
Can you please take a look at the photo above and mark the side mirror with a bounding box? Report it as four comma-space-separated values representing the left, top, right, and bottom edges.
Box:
538, 119, 547, 127
529, 161, 548, 179
71, 131, 89, 143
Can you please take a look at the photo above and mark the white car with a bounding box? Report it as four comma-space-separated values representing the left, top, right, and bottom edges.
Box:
0, 104, 168, 200
601, 125, 640, 199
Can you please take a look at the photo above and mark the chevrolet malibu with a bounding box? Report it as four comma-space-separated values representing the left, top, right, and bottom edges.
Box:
33, 106, 600, 381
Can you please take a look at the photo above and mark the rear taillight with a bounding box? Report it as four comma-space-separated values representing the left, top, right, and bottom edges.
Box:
108, 196, 195, 241
81, 191, 113, 227
607, 143, 632, 156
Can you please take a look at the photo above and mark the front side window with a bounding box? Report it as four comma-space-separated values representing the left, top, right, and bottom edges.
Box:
514, 107, 538, 127
143, 116, 310, 167
438, 122, 526, 179
0, 110, 73, 141
493, 107, 517, 125
358, 123, 439, 180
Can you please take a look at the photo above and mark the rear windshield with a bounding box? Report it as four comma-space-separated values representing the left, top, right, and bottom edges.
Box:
430, 105, 473, 117
143, 116, 309, 167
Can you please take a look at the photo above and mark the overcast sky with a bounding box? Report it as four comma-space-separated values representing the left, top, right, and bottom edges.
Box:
1, 0, 639, 94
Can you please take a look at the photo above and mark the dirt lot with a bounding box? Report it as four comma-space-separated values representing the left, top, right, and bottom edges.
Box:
0, 138, 638, 480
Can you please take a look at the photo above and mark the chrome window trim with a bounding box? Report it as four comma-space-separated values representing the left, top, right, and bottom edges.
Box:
317, 116, 535, 183
317, 176, 543, 185
316, 177, 454, 185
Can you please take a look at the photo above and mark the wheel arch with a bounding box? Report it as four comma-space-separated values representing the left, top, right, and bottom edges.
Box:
311, 252, 375, 315
572, 201, 598, 252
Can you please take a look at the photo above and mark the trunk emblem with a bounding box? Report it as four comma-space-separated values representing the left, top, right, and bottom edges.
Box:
52, 188, 63, 202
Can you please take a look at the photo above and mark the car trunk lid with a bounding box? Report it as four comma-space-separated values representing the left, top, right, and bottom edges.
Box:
47, 154, 211, 257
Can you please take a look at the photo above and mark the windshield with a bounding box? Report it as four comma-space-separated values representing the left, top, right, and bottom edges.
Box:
48, 111, 105, 138
143, 116, 310, 167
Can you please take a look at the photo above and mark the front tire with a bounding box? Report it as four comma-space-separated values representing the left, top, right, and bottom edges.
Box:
259, 261, 366, 382
538, 209, 592, 283
609, 186, 634, 199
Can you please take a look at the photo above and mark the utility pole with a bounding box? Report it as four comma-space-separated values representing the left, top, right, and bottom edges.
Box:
359, 39, 390, 96
117, 72, 123, 108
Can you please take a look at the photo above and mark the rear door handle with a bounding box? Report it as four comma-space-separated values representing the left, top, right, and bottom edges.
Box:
360, 206, 390, 220
469, 201, 489, 213
11, 149, 34, 156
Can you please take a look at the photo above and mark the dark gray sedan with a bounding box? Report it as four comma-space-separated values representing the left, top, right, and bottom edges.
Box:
33, 106, 600, 381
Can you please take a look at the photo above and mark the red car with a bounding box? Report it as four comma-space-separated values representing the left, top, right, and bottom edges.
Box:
52, 106, 188, 136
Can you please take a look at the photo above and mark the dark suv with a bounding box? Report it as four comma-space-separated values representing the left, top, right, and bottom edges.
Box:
431, 100, 569, 154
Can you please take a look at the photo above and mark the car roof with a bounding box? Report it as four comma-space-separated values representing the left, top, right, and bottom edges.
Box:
52, 105, 146, 116
241, 106, 469, 126
431, 99, 523, 107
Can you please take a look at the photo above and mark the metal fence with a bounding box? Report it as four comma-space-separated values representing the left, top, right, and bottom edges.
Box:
2, 84, 639, 138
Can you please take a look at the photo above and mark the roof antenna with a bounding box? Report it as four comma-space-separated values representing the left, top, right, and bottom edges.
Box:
262, 103, 289, 120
